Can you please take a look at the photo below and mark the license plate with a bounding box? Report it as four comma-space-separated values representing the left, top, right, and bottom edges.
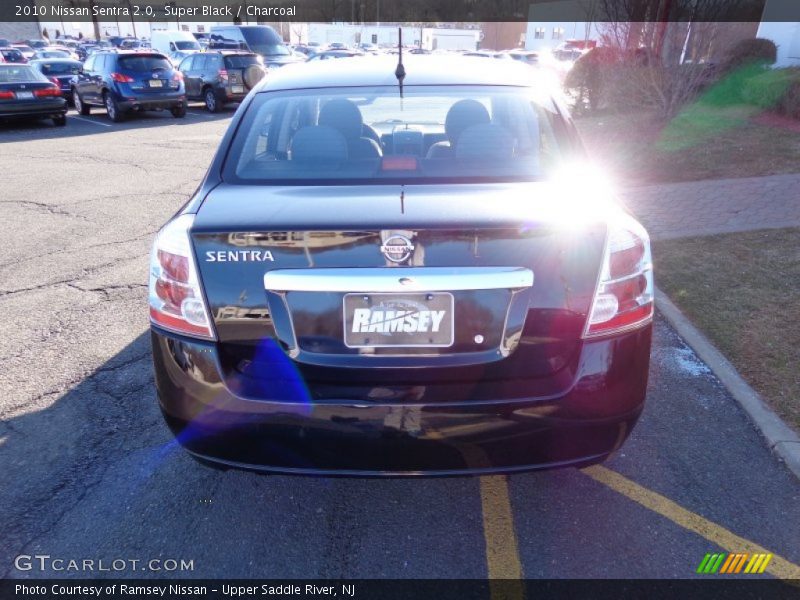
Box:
231, 85, 244, 94
149, 79, 163, 88
343, 292, 454, 348
16, 91, 33, 99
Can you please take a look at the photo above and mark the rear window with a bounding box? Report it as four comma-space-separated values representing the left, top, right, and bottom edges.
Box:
38, 61, 81, 75
240, 27, 289, 57
0, 65, 47, 83
174, 40, 200, 51
117, 55, 172, 72
224, 85, 569, 185
224, 55, 261, 69
1, 49, 23, 60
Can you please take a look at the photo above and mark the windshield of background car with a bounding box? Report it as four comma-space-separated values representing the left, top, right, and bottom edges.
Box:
224, 54, 261, 68
0, 65, 47, 82
38, 61, 81, 75
240, 28, 289, 56
174, 40, 200, 51
117, 55, 172, 72
224, 85, 569, 185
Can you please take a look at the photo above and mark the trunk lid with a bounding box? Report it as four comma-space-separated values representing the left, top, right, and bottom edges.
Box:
192, 183, 608, 401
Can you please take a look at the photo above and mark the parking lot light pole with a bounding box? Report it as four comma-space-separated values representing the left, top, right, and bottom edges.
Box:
88, 0, 101, 40
126, 1, 137, 38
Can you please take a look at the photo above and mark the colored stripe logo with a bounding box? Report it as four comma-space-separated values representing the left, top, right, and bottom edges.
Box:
697, 553, 773, 574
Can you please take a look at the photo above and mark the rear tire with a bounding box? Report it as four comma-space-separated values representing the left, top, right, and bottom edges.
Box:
104, 91, 124, 122
203, 87, 220, 113
73, 88, 90, 115
53, 114, 67, 127
171, 102, 187, 118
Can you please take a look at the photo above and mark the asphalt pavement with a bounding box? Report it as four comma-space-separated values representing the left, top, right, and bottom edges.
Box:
1, 107, 799, 581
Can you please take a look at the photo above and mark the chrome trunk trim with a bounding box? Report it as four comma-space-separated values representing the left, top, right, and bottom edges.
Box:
264, 267, 533, 293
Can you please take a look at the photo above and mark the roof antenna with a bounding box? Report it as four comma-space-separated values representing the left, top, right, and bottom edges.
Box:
395, 27, 405, 100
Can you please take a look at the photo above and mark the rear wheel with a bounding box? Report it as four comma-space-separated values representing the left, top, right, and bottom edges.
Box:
104, 91, 124, 122
171, 102, 187, 118
73, 88, 90, 115
52, 114, 67, 127
203, 87, 220, 113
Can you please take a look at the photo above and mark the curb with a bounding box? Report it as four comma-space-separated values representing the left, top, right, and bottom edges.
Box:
654, 286, 800, 481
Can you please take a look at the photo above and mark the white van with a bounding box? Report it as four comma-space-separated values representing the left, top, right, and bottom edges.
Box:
150, 30, 200, 56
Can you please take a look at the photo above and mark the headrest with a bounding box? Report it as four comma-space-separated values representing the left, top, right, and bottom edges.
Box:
445, 99, 491, 144
319, 98, 364, 140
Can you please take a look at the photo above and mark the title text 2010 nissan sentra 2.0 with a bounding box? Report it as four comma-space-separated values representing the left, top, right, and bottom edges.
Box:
149, 56, 654, 475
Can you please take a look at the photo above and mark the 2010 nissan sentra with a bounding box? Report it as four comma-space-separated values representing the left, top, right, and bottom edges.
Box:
149, 55, 654, 476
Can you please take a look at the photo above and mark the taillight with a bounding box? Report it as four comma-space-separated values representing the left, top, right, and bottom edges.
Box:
149, 214, 215, 339
218, 69, 228, 81
111, 72, 134, 83
172, 71, 183, 81
34, 85, 61, 97
0, 90, 14, 99
584, 214, 654, 338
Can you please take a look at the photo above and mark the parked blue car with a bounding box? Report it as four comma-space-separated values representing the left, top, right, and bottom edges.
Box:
71, 51, 187, 122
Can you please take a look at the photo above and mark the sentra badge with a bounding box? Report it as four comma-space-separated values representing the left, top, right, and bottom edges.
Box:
205, 250, 274, 262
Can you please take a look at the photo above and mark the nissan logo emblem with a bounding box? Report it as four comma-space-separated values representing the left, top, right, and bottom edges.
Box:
380, 235, 414, 263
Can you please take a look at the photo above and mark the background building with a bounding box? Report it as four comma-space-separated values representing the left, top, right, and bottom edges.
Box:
297, 23, 480, 50
756, 22, 800, 66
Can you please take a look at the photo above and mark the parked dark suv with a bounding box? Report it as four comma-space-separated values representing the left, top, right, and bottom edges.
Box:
178, 51, 265, 112
72, 51, 187, 122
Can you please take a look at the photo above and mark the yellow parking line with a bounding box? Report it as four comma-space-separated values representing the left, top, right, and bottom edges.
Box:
480, 475, 524, 580
427, 430, 523, 597
582, 465, 800, 580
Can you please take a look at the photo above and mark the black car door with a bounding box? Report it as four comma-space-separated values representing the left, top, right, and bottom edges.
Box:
179, 55, 198, 98
194, 54, 211, 95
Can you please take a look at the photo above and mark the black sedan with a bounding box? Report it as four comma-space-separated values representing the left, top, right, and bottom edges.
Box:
149, 56, 654, 475
0, 64, 67, 126
0, 47, 27, 64
29, 58, 82, 103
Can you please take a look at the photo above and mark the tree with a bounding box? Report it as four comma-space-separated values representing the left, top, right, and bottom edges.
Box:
584, 0, 764, 117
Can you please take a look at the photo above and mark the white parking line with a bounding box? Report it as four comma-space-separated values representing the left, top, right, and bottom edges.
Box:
70, 115, 112, 127
185, 110, 219, 119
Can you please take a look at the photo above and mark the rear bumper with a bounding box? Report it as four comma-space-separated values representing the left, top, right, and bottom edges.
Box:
115, 89, 186, 111
220, 85, 247, 102
152, 324, 651, 475
0, 99, 67, 119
